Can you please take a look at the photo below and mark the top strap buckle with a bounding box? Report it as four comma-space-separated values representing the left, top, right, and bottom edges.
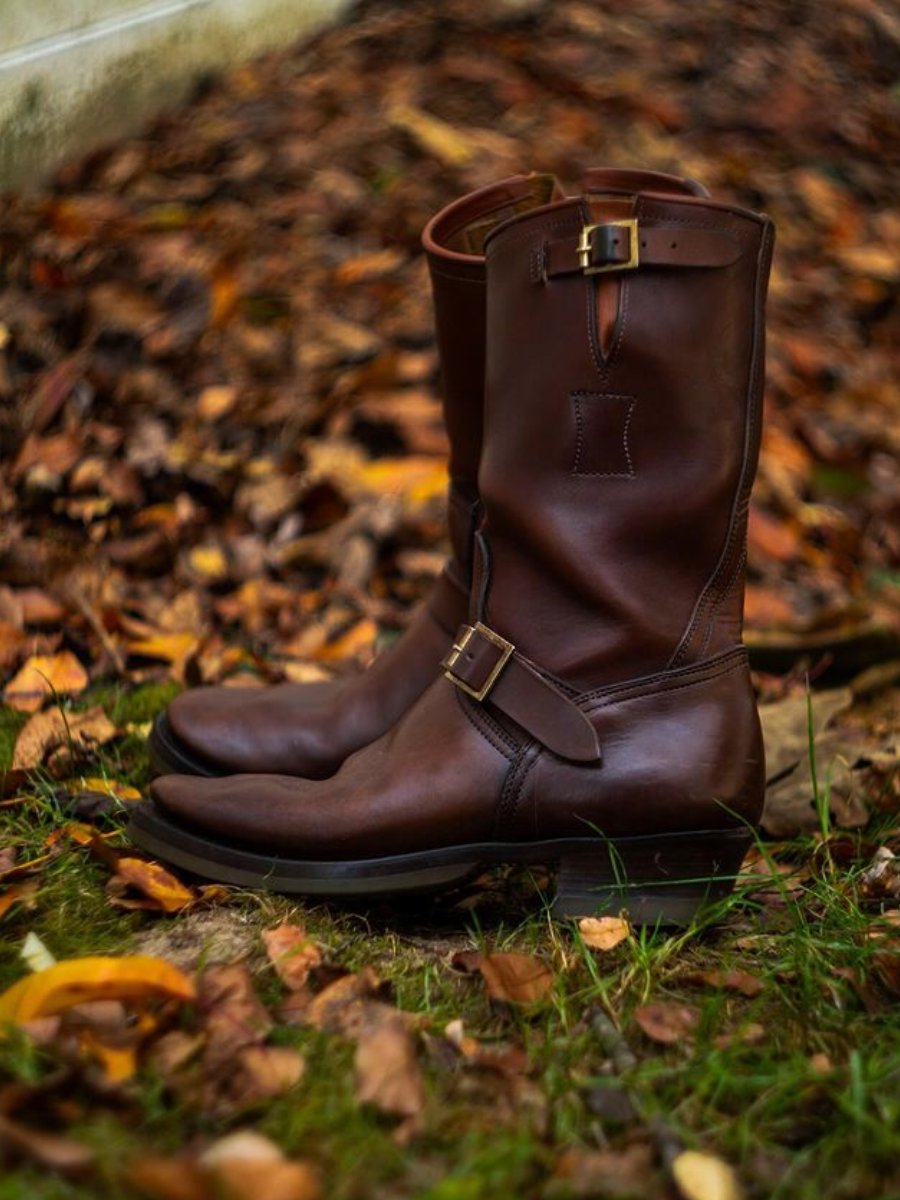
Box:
577, 218, 640, 275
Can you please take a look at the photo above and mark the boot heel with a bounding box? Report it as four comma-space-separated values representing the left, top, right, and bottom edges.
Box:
553, 828, 753, 925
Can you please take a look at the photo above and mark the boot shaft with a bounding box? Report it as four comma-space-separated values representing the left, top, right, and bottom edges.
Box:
477, 188, 775, 690
421, 171, 712, 596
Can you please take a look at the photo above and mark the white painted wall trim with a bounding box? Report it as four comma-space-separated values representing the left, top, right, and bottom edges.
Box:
0, 1, 211, 74
0, 0, 350, 191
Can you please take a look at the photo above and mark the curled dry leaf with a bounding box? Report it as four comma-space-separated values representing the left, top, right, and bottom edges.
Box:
578, 916, 631, 952
262, 923, 322, 990
671, 1149, 744, 1200
633, 1002, 699, 1046
451, 951, 555, 1006
12, 705, 118, 772
3, 650, 88, 712
0, 956, 196, 1025
107, 858, 202, 914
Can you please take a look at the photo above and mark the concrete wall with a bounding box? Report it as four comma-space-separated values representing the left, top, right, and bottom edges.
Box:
0, 0, 351, 191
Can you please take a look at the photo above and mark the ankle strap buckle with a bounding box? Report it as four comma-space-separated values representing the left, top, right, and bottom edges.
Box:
443, 622, 515, 702
577, 219, 640, 275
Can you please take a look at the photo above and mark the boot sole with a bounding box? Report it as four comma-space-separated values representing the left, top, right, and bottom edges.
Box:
149, 715, 223, 778
127, 803, 753, 925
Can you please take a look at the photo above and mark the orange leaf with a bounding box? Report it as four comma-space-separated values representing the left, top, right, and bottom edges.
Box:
262, 924, 322, 990
109, 859, 198, 914
0, 881, 39, 922
0, 956, 196, 1026
3, 650, 88, 712
578, 916, 631, 952
452, 951, 554, 1005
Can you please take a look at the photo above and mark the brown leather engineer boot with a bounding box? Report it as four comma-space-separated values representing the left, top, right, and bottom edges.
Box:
149, 173, 563, 779
132, 175, 773, 925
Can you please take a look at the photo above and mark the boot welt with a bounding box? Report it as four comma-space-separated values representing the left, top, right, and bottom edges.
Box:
127, 803, 753, 925
149, 714, 223, 778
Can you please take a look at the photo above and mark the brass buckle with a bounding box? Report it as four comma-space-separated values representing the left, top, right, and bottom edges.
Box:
443, 621, 515, 702
577, 218, 639, 276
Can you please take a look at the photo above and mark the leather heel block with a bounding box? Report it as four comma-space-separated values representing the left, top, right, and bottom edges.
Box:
553, 827, 753, 925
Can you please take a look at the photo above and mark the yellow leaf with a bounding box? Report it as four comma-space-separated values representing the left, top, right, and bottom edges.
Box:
187, 544, 229, 583
128, 633, 200, 677
388, 104, 477, 165
0, 956, 196, 1026
672, 1150, 744, 1200
357, 456, 447, 505
109, 858, 197, 914
313, 619, 379, 664
3, 651, 88, 713
197, 385, 238, 420
78, 777, 142, 803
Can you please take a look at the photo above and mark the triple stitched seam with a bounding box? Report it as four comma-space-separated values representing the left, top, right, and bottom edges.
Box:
455, 688, 518, 757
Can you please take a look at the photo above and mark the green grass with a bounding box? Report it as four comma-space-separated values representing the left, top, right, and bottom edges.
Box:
1, 686, 899, 1199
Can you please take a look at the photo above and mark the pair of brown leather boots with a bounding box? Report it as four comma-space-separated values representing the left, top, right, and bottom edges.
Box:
129, 168, 775, 924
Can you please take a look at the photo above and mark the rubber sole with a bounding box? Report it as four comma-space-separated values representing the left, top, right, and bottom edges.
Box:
149, 714, 222, 778
127, 803, 753, 925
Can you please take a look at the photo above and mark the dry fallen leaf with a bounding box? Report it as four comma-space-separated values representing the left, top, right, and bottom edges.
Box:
0, 955, 196, 1025
12, 705, 118, 772
0, 880, 40, 922
679, 969, 765, 998
355, 1013, 426, 1138
452, 951, 555, 1006
200, 1130, 321, 1200
3, 650, 88, 712
107, 859, 199, 914
633, 1002, 699, 1045
671, 1149, 744, 1200
578, 916, 631, 952
262, 924, 322, 991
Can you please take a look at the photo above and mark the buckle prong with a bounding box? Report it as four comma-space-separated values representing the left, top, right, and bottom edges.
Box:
443, 621, 515, 702
577, 218, 640, 276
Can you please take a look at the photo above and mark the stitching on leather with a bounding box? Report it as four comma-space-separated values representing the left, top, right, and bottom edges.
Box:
668, 222, 771, 668
493, 746, 532, 837
489, 214, 581, 255
456, 690, 517, 759
571, 392, 636, 477
698, 545, 747, 658
582, 650, 747, 715
585, 259, 606, 378
579, 645, 747, 705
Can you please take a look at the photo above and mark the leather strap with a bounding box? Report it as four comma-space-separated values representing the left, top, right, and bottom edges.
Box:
543, 221, 741, 279
442, 622, 601, 763
426, 568, 469, 636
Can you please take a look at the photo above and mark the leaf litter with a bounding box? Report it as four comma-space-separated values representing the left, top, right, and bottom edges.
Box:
0, 0, 898, 1193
